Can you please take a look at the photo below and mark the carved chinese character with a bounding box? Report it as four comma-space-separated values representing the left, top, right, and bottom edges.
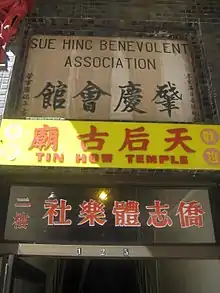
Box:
42, 199, 72, 226
176, 200, 205, 228
114, 81, 146, 114
73, 81, 110, 113
29, 125, 59, 152
13, 212, 29, 229
112, 200, 141, 227
78, 199, 107, 226
152, 81, 182, 117
77, 125, 109, 151
119, 127, 149, 151
146, 200, 173, 228
34, 80, 67, 110
165, 128, 195, 153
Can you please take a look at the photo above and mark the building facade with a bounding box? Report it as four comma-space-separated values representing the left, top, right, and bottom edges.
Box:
0, 0, 220, 293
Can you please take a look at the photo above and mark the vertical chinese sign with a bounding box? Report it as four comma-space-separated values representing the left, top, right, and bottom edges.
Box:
13, 197, 31, 230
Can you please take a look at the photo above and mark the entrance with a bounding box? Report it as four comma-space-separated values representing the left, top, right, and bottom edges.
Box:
2, 254, 220, 293
1, 186, 220, 293
1, 256, 154, 293
1, 256, 46, 293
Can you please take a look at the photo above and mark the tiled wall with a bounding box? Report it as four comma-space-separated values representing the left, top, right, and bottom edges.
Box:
0, 51, 15, 117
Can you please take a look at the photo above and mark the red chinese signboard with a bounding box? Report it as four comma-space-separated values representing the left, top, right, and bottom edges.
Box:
6, 186, 212, 245
12, 198, 205, 230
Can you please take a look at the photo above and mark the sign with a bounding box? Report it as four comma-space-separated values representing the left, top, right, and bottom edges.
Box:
0, 119, 220, 170
18, 35, 200, 122
12, 199, 205, 229
5, 186, 211, 244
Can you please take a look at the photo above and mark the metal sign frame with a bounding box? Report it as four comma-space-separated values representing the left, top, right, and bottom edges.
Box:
0, 243, 220, 259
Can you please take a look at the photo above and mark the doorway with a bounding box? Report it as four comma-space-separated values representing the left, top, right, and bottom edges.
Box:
1, 256, 154, 293
2, 255, 220, 293
1, 256, 46, 293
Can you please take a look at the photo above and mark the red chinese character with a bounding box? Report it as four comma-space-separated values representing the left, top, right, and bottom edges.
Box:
29, 125, 59, 151
78, 199, 107, 226
77, 125, 109, 151
164, 128, 195, 153
146, 200, 173, 228
112, 200, 141, 227
119, 127, 149, 151
42, 199, 72, 226
13, 212, 29, 229
176, 200, 205, 228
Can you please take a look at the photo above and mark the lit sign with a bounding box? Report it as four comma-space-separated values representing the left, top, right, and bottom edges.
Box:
0, 119, 220, 170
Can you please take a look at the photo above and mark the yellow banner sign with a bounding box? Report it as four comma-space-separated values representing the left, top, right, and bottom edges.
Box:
0, 119, 220, 170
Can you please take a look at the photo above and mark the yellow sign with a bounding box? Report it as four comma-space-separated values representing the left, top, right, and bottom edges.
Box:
0, 119, 220, 170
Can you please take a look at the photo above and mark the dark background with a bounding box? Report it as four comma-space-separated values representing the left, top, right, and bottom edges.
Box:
5, 185, 214, 245
5, 185, 155, 244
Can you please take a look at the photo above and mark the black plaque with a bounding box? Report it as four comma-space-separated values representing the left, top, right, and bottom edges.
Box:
5, 185, 154, 245
5, 186, 213, 245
